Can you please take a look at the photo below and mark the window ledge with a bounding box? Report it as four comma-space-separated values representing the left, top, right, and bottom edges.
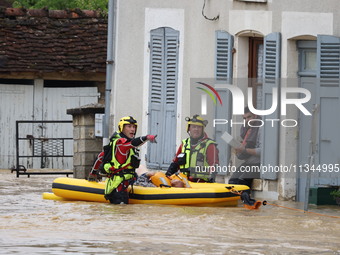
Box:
236, 0, 267, 3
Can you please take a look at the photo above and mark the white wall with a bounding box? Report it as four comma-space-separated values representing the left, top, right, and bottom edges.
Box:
281, 12, 333, 78
113, 0, 340, 199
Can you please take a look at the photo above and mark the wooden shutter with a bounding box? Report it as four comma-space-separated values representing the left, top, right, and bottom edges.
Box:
215, 31, 234, 170
318, 35, 340, 82
261, 32, 281, 180
314, 35, 340, 186
216, 31, 233, 82
162, 28, 179, 168
148, 28, 164, 169
148, 27, 179, 169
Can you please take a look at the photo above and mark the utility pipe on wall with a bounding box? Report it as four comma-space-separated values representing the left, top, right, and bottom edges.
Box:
103, 0, 116, 145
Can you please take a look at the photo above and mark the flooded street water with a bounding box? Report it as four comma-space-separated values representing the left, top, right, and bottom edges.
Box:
0, 170, 339, 255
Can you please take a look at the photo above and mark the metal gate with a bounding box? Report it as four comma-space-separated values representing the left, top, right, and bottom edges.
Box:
13, 120, 73, 177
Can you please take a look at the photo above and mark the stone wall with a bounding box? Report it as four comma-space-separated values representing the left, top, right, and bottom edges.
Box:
67, 103, 104, 179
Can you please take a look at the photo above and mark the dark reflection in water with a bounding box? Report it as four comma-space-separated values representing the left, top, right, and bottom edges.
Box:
0, 171, 339, 254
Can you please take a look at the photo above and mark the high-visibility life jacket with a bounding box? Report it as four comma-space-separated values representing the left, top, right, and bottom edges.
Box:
103, 135, 136, 173
179, 137, 216, 181
103, 133, 137, 195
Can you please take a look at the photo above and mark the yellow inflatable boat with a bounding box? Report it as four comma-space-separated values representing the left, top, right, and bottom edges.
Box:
49, 177, 250, 207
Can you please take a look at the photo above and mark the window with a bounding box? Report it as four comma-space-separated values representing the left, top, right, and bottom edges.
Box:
297, 41, 317, 77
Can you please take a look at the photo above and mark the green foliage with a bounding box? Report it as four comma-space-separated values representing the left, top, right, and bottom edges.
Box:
12, 0, 108, 12
330, 189, 340, 199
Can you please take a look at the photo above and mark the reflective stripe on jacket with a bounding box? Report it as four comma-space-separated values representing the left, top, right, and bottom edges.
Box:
179, 138, 216, 180
103, 134, 136, 195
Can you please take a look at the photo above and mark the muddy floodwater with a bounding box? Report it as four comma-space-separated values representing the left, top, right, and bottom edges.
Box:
0, 170, 339, 254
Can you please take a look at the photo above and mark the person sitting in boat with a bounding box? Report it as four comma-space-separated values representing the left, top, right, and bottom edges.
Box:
135, 166, 190, 188
165, 114, 219, 182
95, 116, 157, 204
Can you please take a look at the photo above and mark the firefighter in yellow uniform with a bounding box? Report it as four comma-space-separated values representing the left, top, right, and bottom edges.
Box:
166, 115, 219, 182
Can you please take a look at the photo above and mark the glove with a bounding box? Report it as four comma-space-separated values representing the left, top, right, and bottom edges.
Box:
146, 134, 157, 143
88, 170, 98, 182
165, 162, 179, 176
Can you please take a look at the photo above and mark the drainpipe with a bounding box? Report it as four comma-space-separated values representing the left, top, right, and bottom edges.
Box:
103, 0, 116, 145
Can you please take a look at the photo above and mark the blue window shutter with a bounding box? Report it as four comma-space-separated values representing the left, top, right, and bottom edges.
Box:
148, 28, 164, 169
215, 30, 233, 82
148, 27, 179, 169
317, 35, 340, 85
162, 28, 179, 168
150, 29, 164, 106
263, 33, 281, 79
214, 31, 234, 170
314, 35, 340, 186
261, 32, 281, 180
